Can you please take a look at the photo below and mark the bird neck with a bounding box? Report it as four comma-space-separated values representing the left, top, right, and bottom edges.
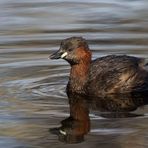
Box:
67, 59, 91, 94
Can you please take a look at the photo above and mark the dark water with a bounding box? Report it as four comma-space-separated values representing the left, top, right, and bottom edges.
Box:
0, 0, 148, 148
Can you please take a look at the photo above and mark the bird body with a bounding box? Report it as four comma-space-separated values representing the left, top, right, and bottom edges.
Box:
50, 37, 148, 96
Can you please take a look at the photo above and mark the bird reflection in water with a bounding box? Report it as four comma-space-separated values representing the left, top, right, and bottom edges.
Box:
49, 93, 148, 144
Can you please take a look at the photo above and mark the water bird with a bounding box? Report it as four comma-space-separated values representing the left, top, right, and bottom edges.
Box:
49, 37, 148, 96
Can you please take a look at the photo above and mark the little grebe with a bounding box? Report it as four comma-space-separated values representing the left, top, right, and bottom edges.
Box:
49, 37, 148, 96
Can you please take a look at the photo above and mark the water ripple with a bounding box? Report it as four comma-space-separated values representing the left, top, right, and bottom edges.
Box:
0, 0, 148, 147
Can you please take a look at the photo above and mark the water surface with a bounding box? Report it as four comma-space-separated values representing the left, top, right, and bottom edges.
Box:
0, 0, 148, 148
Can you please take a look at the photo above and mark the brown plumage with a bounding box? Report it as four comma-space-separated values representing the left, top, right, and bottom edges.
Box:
49, 37, 148, 96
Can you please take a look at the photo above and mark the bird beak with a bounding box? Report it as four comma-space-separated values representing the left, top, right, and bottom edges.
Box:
49, 50, 63, 59
49, 50, 68, 59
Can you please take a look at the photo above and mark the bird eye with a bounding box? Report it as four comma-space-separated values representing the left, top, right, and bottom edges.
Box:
68, 48, 73, 52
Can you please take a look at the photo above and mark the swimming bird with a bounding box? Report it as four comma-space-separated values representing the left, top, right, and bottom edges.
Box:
49, 37, 148, 96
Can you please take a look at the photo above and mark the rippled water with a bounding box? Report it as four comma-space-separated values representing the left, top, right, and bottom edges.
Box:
0, 0, 148, 148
